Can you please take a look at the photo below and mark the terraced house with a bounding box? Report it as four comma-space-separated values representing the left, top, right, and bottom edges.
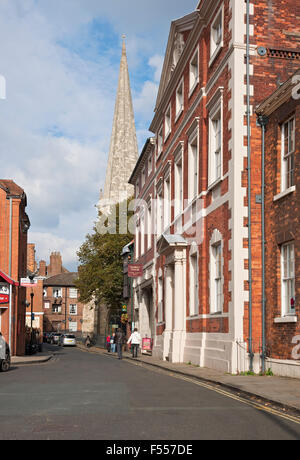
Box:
129, 0, 299, 376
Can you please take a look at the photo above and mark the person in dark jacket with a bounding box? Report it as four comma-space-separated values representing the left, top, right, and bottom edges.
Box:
115, 328, 124, 360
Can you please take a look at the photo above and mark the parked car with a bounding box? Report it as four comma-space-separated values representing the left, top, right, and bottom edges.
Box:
51, 333, 63, 345
58, 334, 76, 347
0, 334, 10, 372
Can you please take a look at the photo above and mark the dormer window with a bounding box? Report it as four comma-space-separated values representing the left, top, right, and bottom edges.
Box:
189, 47, 199, 96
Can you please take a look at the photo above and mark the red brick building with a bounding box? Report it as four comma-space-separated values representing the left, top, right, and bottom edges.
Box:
0, 180, 30, 356
129, 0, 299, 375
43, 273, 84, 335
25, 250, 84, 336
256, 69, 300, 377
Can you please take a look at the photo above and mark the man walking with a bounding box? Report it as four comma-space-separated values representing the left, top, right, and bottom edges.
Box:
127, 328, 142, 358
115, 328, 124, 360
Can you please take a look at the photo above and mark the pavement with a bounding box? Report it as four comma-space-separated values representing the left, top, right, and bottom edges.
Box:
11, 344, 300, 416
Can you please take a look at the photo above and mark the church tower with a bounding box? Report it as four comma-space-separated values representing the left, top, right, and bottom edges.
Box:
102, 37, 139, 205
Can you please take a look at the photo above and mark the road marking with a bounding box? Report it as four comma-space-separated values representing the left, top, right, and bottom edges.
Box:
126, 359, 300, 426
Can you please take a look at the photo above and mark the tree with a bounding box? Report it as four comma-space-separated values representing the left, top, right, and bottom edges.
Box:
75, 199, 133, 313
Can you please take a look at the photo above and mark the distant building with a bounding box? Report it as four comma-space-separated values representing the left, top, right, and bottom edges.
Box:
43, 272, 84, 335
0, 180, 30, 356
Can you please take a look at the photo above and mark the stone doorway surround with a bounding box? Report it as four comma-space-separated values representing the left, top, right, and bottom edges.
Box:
157, 234, 187, 363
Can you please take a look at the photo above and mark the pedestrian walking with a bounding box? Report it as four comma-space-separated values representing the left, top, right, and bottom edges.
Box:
106, 334, 111, 352
115, 328, 124, 359
127, 328, 142, 358
110, 332, 116, 353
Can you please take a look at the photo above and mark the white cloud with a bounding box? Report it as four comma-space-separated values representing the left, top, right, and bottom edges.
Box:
0, 0, 196, 269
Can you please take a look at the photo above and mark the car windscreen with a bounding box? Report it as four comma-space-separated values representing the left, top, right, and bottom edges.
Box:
65, 335, 75, 339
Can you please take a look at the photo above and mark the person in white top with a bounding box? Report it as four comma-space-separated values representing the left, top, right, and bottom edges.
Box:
127, 328, 142, 358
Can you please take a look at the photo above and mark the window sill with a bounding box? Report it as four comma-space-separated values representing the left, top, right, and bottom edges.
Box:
274, 315, 297, 324
164, 130, 171, 143
209, 43, 223, 68
208, 176, 222, 192
175, 107, 184, 124
273, 186, 296, 202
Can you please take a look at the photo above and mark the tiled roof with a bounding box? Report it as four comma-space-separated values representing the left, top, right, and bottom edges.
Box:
0, 180, 24, 196
44, 272, 78, 287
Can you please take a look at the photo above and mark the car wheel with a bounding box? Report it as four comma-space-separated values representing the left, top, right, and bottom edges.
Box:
0, 359, 10, 372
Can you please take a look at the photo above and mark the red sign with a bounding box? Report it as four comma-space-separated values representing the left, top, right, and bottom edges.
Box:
142, 338, 152, 351
128, 264, 143, 278
0, 294, 9, 304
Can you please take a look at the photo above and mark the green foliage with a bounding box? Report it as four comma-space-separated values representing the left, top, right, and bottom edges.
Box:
75, 199, 133, 311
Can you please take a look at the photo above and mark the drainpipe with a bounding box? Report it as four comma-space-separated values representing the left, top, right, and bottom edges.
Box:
257, 114, 269, 374
8, 197, 13, 352
246, 0, 254, 372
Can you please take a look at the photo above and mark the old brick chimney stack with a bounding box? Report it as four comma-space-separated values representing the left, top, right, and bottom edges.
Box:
38, 260, 47, 277
48, 251, 63, 277
27, 243, 37, 274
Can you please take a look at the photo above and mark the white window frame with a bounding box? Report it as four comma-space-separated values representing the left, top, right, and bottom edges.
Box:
188, 130, 199, 202
52, 304, 61, 314
208, 96, 223, 188
209, 4, 224, 66
135, 220, 140, 260
69, 288, 78, 299
174, 154, 183, 217
157, 125, 163, 158
189, 46, 199, 96
148, 155, 153, 175
53, 287, 62, 298
189, 245, 199, 316
141, 167, 146, 188
210, 230, 223, 314
69, 321, 77, 332
281, 116, 295, 192
164, 103, 172, 141
175, 77, 184, 121
147, 200, 152, 250
140, 212, 145, 256
281, 242, 295, 316
69, 304, 77, 316
158, 275, 163, 324
156, 189, 163, 237
164, 175, 171, 231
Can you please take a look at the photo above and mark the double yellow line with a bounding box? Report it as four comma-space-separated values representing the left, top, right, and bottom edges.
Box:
128, 359, 300, 426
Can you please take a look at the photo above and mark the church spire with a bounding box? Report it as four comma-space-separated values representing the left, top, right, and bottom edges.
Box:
102, 37, 139, 205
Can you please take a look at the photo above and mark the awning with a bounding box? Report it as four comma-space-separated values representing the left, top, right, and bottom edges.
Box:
0, 270, 19, 286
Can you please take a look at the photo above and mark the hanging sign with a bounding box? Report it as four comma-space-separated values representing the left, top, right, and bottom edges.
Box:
128, 264, 143, 278
20, 278, 37, 287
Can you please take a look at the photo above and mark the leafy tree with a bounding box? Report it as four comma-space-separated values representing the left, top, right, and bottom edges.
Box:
75, 199, 133, 312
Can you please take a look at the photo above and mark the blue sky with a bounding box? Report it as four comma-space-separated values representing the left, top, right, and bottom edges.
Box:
0, 0, 196, 270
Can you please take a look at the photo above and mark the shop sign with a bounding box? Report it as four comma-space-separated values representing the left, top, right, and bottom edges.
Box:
20, 278, 37, 287
128, 264, 143, 278
0, 283, 9, 306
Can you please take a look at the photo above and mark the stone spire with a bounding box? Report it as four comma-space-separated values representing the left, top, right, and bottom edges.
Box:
102, 37, 139, 205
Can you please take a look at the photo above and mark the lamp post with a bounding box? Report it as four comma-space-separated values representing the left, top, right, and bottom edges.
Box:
30, 291, 34, 348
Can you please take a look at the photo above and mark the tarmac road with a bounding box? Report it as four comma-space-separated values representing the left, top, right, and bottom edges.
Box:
0, 344, 299, 441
